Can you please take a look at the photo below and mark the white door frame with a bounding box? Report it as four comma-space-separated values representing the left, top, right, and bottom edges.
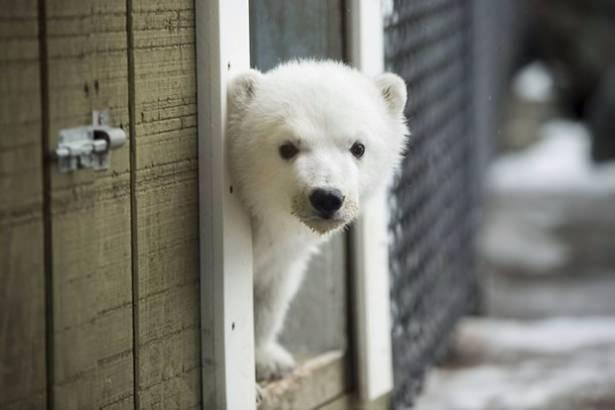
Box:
196, 0, 393, 408
348, 0, 394, 401
196, 0, 255, 409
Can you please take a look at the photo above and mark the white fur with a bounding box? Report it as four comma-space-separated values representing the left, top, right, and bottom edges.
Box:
227, 60, 408, 382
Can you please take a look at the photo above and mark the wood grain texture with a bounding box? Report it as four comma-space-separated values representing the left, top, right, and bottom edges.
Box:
316, 392, 389, 410
130, 0, 201, 408
260, 351, 351, 410
0, 0, 46, 408
44, 0, 134, 408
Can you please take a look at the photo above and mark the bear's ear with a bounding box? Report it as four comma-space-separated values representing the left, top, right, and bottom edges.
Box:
228, 69, 263, 111
374, 72, 407, 116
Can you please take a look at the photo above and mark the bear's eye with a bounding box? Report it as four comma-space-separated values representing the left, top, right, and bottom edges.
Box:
279, 142, 299, 160
350, 142, 365, 158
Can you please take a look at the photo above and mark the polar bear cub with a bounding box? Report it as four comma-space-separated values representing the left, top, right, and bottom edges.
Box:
227, 60, 408, 381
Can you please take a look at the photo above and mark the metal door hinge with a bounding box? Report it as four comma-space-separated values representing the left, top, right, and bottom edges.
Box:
55, 111, 127, 173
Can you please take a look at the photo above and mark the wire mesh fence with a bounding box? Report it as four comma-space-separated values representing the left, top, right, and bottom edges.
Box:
385, 0, 520, 407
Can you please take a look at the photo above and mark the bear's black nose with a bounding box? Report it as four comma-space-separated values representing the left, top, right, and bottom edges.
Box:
309, 188, 344, 219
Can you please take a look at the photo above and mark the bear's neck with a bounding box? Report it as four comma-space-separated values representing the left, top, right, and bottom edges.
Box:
252, 214, 326, 263
253, 213, 324, 246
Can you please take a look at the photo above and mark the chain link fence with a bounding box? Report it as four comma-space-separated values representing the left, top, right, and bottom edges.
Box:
385, 1, 521, 407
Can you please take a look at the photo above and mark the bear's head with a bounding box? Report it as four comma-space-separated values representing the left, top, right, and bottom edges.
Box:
227, 60, 408, 234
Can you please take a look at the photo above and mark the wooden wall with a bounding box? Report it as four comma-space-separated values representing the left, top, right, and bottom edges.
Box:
1, 0, 351, 408
1, 1, 47, 408
0, 0, 201, 408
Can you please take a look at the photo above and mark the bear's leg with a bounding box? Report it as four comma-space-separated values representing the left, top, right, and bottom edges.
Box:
253, 261, 306, 381
255, 341, 295, 381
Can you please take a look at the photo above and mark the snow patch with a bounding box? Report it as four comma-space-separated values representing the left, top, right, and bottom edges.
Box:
458, 317, 615, 355
417, 351, 615, 410
480, 217, 570, 273
489, 119, 615, 195
513, 61, 554, 102
415, 318, 615, 410
381, 0, 395, 18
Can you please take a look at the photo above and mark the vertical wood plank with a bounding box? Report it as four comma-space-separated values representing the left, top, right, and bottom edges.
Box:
129, 0, 202, 408
44, 0, 134, 407
0, 0, 46, 408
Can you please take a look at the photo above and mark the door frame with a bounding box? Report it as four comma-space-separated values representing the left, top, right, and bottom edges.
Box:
347, 0, 394, 401
196, 0, 255, 408
196, 1, 393, 408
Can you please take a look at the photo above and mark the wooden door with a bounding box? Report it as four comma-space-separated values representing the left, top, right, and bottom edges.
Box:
130, 0, 201, 408
1, 1, 47, 408
45, 1, 133, 406
1, 0, 201, 408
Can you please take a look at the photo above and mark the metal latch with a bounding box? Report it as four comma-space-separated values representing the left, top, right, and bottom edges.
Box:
55, 111, 127, 173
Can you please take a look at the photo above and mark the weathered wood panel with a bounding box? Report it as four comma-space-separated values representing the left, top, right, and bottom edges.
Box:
45, 0, 134, 407
317, 392, 389, 410
130, 0, 201, 408
260, 351, 351, 410
0, 1, 46, 408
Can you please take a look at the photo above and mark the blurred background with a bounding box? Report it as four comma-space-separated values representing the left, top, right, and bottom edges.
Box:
407, 1, 615, 409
